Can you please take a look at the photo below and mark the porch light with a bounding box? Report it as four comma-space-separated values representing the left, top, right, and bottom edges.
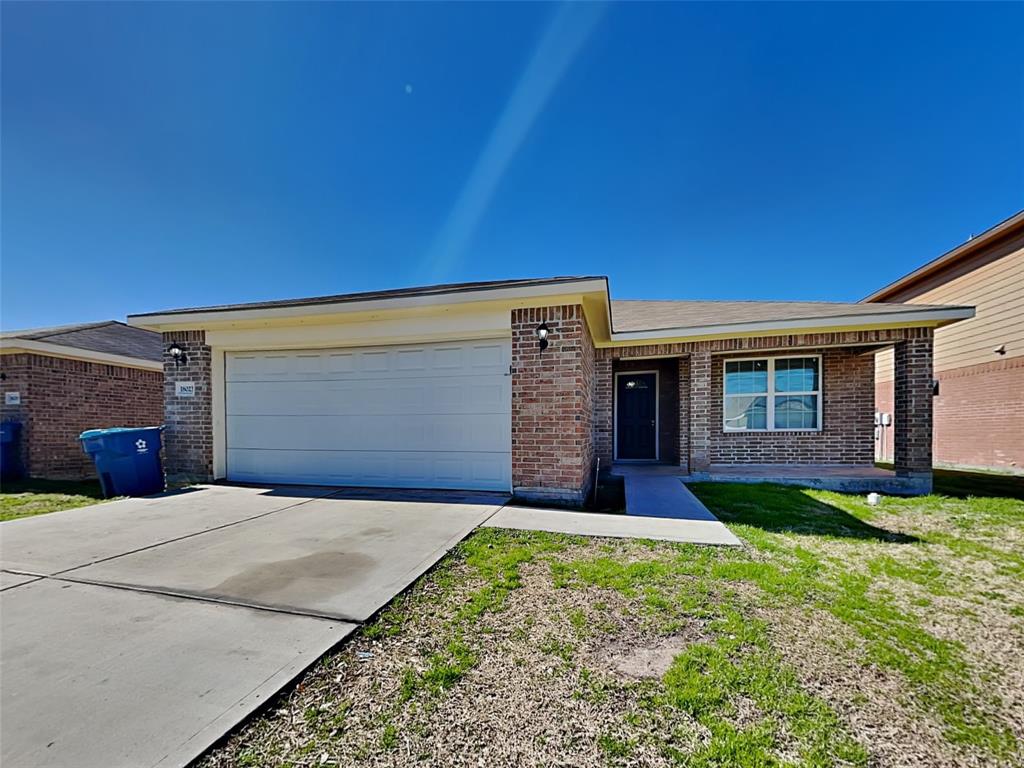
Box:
167, 343, 187, 366
536, 323, 550, 352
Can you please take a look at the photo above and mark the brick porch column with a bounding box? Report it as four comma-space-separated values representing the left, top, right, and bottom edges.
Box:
893, 337, 933, 487
678, 356, 690, 473
162, 330, 213, 483
593, 356, 613, 468
689, 350, 711, 474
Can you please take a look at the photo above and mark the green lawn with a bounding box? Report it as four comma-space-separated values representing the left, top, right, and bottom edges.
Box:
0, 478, 107, 522
188, 473, 1022, 766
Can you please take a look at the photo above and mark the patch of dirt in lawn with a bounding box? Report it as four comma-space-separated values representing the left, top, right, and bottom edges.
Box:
596, 634, 696, 679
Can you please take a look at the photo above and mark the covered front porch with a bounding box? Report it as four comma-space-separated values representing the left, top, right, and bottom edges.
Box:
594, 330, 936, 495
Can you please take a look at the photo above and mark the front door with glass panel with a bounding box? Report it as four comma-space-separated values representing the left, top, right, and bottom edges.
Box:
616, 373, 657, 460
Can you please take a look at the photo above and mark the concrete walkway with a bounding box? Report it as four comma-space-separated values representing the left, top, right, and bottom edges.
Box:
485, 465, 740, 545
484, 505, 740, 545
616, 464, 722, 521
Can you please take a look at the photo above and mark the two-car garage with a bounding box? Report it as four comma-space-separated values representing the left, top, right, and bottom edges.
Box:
224, 339, 513, 491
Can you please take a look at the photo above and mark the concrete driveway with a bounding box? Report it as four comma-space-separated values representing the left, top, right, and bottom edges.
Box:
0, 485, 504, 768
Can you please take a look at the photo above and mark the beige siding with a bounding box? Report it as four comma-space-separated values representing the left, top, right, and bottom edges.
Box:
876, 240, 1024, 382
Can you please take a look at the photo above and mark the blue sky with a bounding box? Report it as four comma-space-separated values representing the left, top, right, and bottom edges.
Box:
2, 1, 1022, 329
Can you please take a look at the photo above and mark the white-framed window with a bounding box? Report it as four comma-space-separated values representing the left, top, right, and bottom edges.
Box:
723, 355, 822, 432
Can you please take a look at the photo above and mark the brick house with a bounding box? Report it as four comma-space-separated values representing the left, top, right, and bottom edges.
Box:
128, 277, 973, 501
0, 322, 164, 480
867, 210, 1024, 475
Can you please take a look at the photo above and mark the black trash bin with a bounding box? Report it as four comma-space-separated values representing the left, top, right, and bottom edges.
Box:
79, 426, 165, 498
0, 421, 24, 483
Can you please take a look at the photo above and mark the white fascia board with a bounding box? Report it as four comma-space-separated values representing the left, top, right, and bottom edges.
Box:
0, 339, 163, 371
127, 279, 610, 329
608, 306, 976, 343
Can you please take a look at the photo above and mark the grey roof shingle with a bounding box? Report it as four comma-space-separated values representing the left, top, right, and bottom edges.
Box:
1, 321, 163, 362
130, 276, 604, 317
609, 299, 970, 333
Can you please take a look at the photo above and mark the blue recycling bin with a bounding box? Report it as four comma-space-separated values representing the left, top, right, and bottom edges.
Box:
79, 426, 165, 498
1, 421, 24, 482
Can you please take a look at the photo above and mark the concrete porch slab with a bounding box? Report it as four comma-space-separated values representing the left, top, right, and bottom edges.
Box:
696, 464, 932, 495
484, 505, 741, 545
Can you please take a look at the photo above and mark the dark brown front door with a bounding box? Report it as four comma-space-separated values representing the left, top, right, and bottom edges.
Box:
616, 373, 657, 460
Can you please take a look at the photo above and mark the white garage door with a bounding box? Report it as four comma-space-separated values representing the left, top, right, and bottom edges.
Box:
225, 340, 512, 491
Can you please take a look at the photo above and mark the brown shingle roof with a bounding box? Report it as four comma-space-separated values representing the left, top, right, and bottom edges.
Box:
610, 299, 969, 333
1, 321, 163, 362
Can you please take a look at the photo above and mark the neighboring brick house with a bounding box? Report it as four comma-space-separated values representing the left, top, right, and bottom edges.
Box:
0, 322, 164, 480
867, 210, 1024, 475
128, 277, 973, 501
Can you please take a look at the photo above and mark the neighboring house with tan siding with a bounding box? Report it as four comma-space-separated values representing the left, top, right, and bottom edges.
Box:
866, 210, 1024, 475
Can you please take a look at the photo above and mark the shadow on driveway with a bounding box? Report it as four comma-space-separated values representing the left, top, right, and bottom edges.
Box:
225, 482, 511, 507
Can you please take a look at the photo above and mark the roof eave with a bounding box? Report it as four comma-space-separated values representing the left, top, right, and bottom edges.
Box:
0, 338, 163, 370
128, 277, 611, 330
608, 306, 976, 344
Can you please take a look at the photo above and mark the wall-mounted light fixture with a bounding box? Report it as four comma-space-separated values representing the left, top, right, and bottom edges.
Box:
167, 343, 188, 367
536, 323, 550, 352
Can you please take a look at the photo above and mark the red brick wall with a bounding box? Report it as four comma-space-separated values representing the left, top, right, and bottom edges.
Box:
877, 356, 1023, 473
161, 331, 214, 482
511, 305, 595, 505
709, 348, 875, 465
0, 353, 163, 480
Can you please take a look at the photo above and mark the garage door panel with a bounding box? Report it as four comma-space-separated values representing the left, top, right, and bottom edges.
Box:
225, 341, 511, 491
226, 449, 510, 491
227, 413, 509, 452
226, 378, 511, 417
227, 342, 509, 383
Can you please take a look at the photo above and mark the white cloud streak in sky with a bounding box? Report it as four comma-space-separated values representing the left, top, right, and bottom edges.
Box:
424, 2, 607, 281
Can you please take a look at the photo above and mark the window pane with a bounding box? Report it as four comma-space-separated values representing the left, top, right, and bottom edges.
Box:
775, 357, 819, 392
725, 360, 767, 394
774, 395, 819, 429
725, 395, 767, 430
